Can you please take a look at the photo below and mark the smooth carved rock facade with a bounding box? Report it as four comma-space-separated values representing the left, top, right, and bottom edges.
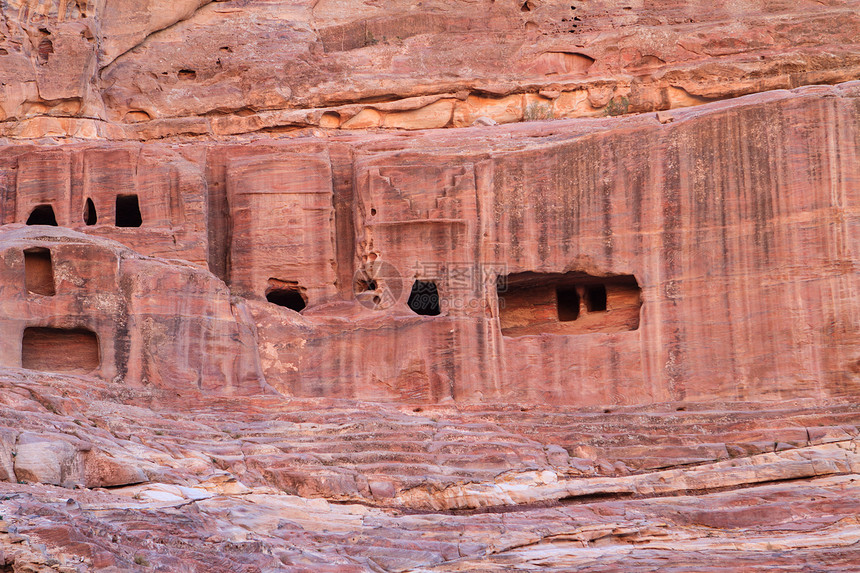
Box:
1, 82, 857, 406
0, 1, 859, 570
0, 226, 263, 391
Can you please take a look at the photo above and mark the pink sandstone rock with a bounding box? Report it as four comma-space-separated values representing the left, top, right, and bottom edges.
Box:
0, 0, 857, 570
0, 369, 856, 570
0, 226, 264, 392
0, 82, 857, 405
1, 0, 859, 136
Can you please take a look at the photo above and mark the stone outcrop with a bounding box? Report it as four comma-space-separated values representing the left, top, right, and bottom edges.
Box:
0, 0, 858, 569
0, 226, 264, 392
1, 0, 859, 137
0, 369, 857, 571
2, 82, 856, 405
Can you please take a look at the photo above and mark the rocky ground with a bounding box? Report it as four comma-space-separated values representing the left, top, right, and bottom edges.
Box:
0, 368, 857, 571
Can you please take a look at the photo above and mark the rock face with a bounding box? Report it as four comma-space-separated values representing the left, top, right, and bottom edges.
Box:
1, 83, 857, 405
1, 0, 859, 137
0, 0, 858, 570
0, 226, 264, 391
0, 370, 858, 571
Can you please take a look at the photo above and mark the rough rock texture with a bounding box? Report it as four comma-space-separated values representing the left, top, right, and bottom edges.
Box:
0, 0, 859, 138
1, 144, 209, 263
0, 0, 858, 569
0, 370, 858, 571
2, 82, 856, 404
0, 226, 264, 391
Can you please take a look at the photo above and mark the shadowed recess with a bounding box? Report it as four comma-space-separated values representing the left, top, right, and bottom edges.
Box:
84, 198, 97, 225
407, 280, 441, 316
24, 247, 55, 296
22, 327, 100, 373
556, 286, 580, 321
115, 195, 142, 227
26, 204, 58, 226
498, 271, 641, 336
266, 278, 307, 311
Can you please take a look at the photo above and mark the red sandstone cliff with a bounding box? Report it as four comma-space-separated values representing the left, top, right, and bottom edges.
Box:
0, 0, 859, 137
1, 83, 856, 406
0, 0, 858, 570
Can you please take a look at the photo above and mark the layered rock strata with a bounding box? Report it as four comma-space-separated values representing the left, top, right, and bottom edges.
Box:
0, 1, 858, 569
2, 82, 857, 405
0, 0, 859, 137
0, 370, 857, 571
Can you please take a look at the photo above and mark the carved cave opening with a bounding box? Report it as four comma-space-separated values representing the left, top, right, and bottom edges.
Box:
265, 279, 307, 312
585, 284, 607, 312
498, 271, 641, 337
407, 280, 441, 316
22, 327, 100, 373
354, 275, 380, 306
115, 194, 142, 227
26, 204, 58, 226
24, 247, 55, 296
556, 286, 580, 321
84, 197, 97, 225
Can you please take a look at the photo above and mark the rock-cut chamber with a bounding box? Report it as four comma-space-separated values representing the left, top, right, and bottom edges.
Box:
498, 271, 641, 336
21, 327, 100, 373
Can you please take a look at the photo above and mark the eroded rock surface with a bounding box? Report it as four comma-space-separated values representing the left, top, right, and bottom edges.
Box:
0, 0, 858, 569
0, 370, 858, 571
0, 226, 265, 391
2, 83, 857, 405
1, 0, 859, 137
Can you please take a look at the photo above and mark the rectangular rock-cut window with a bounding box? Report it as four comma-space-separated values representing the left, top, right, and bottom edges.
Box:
498, 271, 641, 337
556, 286, 580, 321
24, 247, 55, 296
115, 194, 142, 227
21, 327, 100, 373
585, 284, 607, 312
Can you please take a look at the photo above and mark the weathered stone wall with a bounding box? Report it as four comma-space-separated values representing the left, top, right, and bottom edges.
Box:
0, 226, 264, 393
0, 83, 857, 405
1, 0, 859, 138
225, 147, 339, 307
0, 1, 858, 569
0, 145, 209, 264
487, 86, 860, 404
299, 83, 858, 405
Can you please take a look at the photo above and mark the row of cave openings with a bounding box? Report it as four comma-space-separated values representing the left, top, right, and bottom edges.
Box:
266, 267, 641, 337
265, 277, 444, 316
22, 208, 638, 337
16, 249, 638, 374
25, 195, 142, 227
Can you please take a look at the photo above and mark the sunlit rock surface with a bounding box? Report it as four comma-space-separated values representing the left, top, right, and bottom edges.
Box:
0, 0, 858, 570
2, 83, 857, 405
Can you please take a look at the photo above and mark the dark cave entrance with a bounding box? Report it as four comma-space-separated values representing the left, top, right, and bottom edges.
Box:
83, 197, 97, 225
407, 280, 441, 316
265, 279, 307, 312
26, 204, 58, 226
556, 286, 580, 322
115, 194, 142, 227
